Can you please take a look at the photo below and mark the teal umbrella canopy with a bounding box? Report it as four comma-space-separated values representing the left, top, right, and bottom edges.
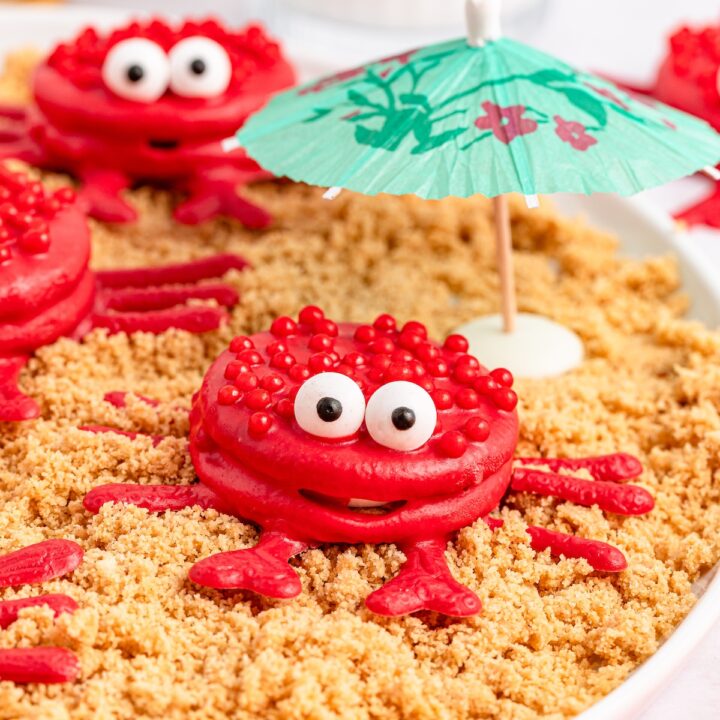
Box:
236, 36, 720, 200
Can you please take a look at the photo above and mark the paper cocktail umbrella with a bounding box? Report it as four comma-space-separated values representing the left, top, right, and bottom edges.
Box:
230, 0, 720, 376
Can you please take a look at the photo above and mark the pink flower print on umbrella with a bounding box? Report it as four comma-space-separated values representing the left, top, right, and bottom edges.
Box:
474, 101, 539, 144
554, 116, 598, 151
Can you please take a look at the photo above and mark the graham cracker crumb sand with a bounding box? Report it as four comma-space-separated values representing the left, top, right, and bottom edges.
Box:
1, 51, 720, 720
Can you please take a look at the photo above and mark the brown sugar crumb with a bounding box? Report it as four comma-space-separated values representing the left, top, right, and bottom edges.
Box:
1, 51, 720, 719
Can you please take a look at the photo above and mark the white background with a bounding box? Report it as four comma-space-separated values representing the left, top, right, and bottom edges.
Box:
18, 0, 720, 717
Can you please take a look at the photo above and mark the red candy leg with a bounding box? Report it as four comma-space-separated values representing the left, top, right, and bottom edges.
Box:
189, 531, 308, 598
0, 594, 78, 629
84, 482, 231, 515
76, 169, 136, 223
0, 540, 83, 588
365, 538, 482, 617
674, 183, 720, 229
0, 647, 80, 684
0, 356, 39, 422
526, 526, 628, 572
174, 168, 273, 228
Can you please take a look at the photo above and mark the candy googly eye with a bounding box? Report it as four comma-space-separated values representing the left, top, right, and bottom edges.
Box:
294, 372, 366, 439
102, 38, 170, 103
168, 36, 232, 98
365, 381, 437, 451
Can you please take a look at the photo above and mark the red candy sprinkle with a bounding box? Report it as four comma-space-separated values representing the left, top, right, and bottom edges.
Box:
0, 246, 11, 264
444, 334, 469, 353
464, 417, 490, 441
427, 359, 450, 377
475, 375, 500, 395
270, 316, 298, 337
453, 364, 479, 384
368, 337, 395, 355
218, 385, 241, 405
289, 364, 311, 382
235, 373, 259, 391
431, 389, 453, 410
384, 363, 414, 382
308, 334, 334, 352
415, 342, 440, 361
270, 352, 296, 370
230, 336, 254, 352
455, 388, 480, 409
490, 368, 514, 388
248, 412, 273, 436
298, 305, 324, 325
398, 332, 422, 351
401, 321, 427, 339
438, 431, 468, 458
354, 325, 376, 343
342, 352, 366, 367
313, 318, 338, 337
224, 360, 250, 380
261, 374, 285, 392
266, 340, 287, 356
370, 354, 392, 370
373, 314, 396, 332
245, 389, 271, 410
238, 349, 263, 365
493, 388, 518, 411
391, 349, 414, 363
309, 353, 334, 373
274, 398, 295, 418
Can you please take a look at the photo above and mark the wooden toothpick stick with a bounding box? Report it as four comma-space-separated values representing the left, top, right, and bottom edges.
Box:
493, 194, 517, 333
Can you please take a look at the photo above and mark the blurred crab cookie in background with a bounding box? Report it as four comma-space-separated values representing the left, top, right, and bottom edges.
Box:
0, 17, 295, 226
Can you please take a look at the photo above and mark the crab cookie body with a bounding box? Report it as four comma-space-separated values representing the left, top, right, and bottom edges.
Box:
191, 314, 519, 546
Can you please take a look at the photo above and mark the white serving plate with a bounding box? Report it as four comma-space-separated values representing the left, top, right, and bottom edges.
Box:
0, 5, 719, 718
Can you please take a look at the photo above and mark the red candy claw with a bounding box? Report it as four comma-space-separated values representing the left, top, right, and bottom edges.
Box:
0, 540, 83, 587
189, 532, 308, 597
365, 538, 482, 617
0, 595, 78, 629
526, 526, 628, 572
0, 648, 80, 684
0, 541, 82, 685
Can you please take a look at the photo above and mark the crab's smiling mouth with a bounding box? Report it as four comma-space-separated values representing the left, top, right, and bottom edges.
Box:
299, 489, 406, 515
148, 138, 180, 151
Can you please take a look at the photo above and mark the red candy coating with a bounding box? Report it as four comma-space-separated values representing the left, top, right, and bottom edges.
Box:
0, 18, 296, 226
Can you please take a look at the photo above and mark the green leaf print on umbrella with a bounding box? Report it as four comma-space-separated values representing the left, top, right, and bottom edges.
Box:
237, 35, 720, 201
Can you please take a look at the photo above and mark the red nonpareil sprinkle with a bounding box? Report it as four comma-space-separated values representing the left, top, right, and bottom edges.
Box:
342, 352, 366, 367
224, 360, 250, 380
463, 417, 490, 441
474, 375, 500, 395
266, 340, 287, 356
443, 334, 469, 353
308, 334, 334, 352
270, 352, 296, 370
401, 320, 427, 339
289, 364, 311, 382
218, 385, 241, 405
353, 325, 376, 343
248, 412, 273, 436
313, 318, 338, 337
426, 359, 449, 377
383, 363, 414, 382
368, 337, 395, 355
298, 305, 324, 325
261, 373, 285, 392
455, 388, 480, 409
437, 431, 468, 458
245, 388, 271, 410
270, 316, 298, 337
493, 388, 518, 411
229, 336, 254, 353
237, 349, 263, 365
431, 389, 453, 410
490, 368, 514, 388
0, 540, 83, 588
373, 313, 396, 332
235, 373, 259, 391
274, 398, 295, 419
309, 353, 334, 373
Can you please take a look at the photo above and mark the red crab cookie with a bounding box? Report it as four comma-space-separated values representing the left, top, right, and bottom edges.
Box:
0, 18, 295, 226
0, 167, 249, 422
84, 308, 655, 618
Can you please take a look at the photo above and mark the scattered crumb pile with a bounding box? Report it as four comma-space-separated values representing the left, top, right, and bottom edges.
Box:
1, 51, 720, 720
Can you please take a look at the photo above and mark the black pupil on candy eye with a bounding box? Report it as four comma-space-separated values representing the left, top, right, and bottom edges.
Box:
190, 59, 206, 75
127, 65, 144, 83
392, 407, 416, 431
317, 397, 342, 423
